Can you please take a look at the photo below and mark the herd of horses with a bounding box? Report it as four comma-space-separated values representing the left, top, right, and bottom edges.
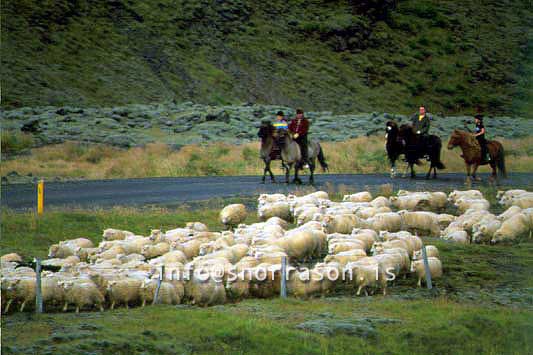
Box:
257, 120, 507, 185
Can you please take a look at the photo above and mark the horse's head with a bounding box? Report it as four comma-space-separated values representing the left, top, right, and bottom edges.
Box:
447, 129, 462, 150
385, 121, 398, 133
257, 122, 273, 140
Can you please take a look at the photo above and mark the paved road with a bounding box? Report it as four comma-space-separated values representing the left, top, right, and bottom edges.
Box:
2, 173, 532, 210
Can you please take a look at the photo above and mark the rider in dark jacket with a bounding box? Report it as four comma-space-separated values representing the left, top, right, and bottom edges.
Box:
474, 114, 490, 162
411, 105, 432, 137
288, 109, 310, 168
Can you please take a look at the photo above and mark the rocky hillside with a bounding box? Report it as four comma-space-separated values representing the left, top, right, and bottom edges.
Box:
2, 104, 531, 149
2, 0, 532, 115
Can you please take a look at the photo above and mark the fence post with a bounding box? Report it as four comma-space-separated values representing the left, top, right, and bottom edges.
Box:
153, 265, 164, 305
280, 256, 287, 298
35, 258, 43, 313
421, 244, 433, 290
37, 180, 44, 216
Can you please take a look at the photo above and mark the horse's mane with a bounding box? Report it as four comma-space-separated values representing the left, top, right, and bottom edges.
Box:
452, 129, 479, 147
386, 120, 398, 129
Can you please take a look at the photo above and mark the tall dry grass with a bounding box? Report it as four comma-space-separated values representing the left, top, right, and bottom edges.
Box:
2, 135, 532, 179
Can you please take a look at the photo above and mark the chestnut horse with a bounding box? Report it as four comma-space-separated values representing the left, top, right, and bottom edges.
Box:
447, 129, 507, 183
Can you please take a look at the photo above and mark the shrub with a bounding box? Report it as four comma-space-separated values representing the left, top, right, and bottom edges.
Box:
1, 130, 34, 154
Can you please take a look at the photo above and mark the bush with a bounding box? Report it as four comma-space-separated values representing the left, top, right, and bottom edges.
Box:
1, 130, 34, 155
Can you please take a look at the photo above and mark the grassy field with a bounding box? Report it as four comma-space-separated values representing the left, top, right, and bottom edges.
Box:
1, 192, 533, 354
2, 1, 532, 115
2, 135, 533, 180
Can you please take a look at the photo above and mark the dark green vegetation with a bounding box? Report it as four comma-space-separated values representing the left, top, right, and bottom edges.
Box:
2, 104, 532, 150
1, 193, 533, 354
2, 0, 532, 115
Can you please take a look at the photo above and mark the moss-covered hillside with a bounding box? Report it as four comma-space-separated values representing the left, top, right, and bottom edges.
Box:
2, 0, 531, 115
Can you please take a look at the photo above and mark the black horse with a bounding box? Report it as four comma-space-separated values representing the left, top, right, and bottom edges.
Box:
385, 121, 406, 178
398, 124, 445, 179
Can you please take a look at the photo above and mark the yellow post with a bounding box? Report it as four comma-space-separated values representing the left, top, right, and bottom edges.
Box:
37, 180, 44, 215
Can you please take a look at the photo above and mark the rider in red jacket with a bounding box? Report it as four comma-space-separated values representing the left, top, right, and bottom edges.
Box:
288, 109, 310, 168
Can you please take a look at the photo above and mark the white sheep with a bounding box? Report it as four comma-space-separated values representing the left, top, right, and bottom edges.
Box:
186, 222, 209, 232
365, 212, 402, 233
48, 238, 94, 258
437, 214, 456, 229
139, 279, 183, 307
370, 196, 390, 208
412, 245, 439, 259
448, 190, 483, 203
442, 230, 469, 244
103, 229, 134, 241
497, 189, 527, 201
410, 257, 443, 287
60, 279, 105, 313
454, 198, 490, 213
343, 192, 373, 203
324, 249, 367, 266
220, 204, 248, 228
142, 243, 170, 259
399, 211, 440, 237
258, 202, 292, 221
189, 275, 227, 307
350, 229, 378, 251
471, 216, 502, 244
1, 253, 22, 263
491, 213, 531, 243
258, 193, 287, 205
322, 214, 362, 234
497, 206, 522, 222
106, 278, 143, 309
328, 240, 367, 254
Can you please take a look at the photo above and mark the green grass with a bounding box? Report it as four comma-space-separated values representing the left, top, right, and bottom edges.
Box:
0, 130, 34, 155
2, 298, 531, 355
2, 194, 533, 354
1, 0, 531, 115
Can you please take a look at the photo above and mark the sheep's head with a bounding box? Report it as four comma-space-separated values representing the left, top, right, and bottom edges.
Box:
106, 280, 117, 291
61, 281, 74, 290
373, 245, 385, 255
48, 245, 59, 258
7, 279, 21, 291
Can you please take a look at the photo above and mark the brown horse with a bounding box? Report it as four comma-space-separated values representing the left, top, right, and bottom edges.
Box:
447, 129, 507, 183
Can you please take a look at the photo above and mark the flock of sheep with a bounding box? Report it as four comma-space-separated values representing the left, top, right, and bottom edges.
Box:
1, 188, 532, 313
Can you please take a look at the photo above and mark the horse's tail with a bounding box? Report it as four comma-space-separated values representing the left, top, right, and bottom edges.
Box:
497, 143, 507, 178
434, 137, 445, 170
317, 143, 329, 172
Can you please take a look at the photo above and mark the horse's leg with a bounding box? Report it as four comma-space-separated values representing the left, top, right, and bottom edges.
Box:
433, 166, 437, 179
488, 162, 497, 182
293, 164, 302, 184
309, 160, 315, 185
410, 163, 416, 179
465, 163, 472, 185
285, 163, 290, 184
261, 159, 268, 184
425, 162, 432, 180
472, 164, 481, 181
267, 160, 275, 183
403, 161, 409, 178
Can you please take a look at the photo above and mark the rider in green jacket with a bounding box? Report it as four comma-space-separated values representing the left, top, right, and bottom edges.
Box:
411, 105, 432, 137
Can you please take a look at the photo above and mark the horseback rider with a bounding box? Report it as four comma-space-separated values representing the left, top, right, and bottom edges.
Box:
411, 105, 432, 138
272, 111, 288, 136
473, 114, 490, 162
288, 109, 310, 169
411, 105, 432, 158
